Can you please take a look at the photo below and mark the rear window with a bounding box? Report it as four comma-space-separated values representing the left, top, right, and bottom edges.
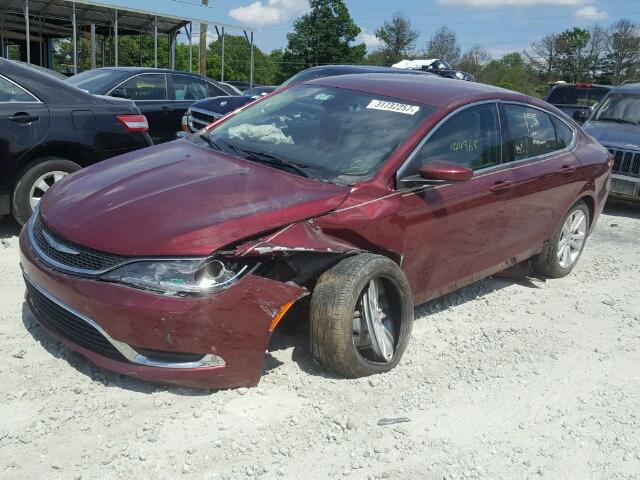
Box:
66, 69, 130, 94
547, 86, 610, 106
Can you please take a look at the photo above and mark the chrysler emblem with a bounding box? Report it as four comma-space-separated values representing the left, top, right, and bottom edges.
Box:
42, 231, 80, 255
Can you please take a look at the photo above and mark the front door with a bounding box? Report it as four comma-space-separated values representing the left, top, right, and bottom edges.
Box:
396, 102, 516, 303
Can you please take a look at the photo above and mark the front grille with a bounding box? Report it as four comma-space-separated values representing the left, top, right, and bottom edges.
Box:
31, 214, 129, 273
189, 108, 219, 131
25, 278, 126, 362
607, 147, 640, 178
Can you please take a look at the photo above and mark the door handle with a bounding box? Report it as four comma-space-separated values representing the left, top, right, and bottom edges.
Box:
489, 180, 512, 193
9, 113, 39, 123
558, 165, 577, 176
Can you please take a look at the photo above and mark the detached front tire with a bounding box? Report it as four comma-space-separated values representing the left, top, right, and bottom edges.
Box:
533, 200, 590, 278
12, 158, 81, 225
309, 253, 413, 378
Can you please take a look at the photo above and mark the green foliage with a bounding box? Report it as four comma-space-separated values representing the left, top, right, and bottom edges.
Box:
281, 0, 366, 78
477, 52, 541, 96
374, 12, 420, 65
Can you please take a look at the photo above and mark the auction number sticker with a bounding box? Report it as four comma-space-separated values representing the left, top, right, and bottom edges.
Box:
366, 99, 420, 115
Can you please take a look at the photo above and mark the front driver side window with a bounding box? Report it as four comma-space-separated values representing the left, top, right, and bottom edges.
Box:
413, 103, 502, 172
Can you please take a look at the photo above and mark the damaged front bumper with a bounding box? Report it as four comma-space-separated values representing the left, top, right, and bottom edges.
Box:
20, 230, 307, 389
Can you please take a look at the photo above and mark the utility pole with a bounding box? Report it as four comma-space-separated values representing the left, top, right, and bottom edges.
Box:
199, 0, 208, 75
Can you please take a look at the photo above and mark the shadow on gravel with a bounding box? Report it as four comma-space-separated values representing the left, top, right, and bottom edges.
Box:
603, 198, 640, 220
0, 217, 20, 240
21, 303, 214, 396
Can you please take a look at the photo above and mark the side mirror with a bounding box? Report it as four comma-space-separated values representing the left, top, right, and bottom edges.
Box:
111, 88, 129, 99
401, 160, 473, 186
573, 110, 589, 123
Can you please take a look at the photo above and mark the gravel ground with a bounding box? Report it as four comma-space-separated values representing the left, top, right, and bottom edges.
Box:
1, 199, 639, 480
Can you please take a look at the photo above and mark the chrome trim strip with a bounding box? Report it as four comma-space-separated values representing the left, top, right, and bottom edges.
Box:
23, 270, 225, 369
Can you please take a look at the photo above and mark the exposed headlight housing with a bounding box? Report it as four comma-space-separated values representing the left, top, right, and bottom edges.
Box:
102, 258, 248, 295
455, 72, 465, 80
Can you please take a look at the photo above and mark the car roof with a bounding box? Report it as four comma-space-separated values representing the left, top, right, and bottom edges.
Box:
304, 64, 431, 75
611, 82, 640, 94
90, 67, 208, 76
307, 73, 520, 109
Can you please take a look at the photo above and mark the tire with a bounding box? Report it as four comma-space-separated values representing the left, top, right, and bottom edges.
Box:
11, 158, 81, 225
309, 253, 414, 378
532, 200, 590, 278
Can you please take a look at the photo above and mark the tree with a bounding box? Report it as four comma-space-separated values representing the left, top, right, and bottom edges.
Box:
583, 25, 608, 81
281, 0, 366, 78
425, 26, 461, 64
605, 19, 640, 84
456, 44, 491, 77
478, 52, 540, 96
374, 12, 419, 65
555, 27, 591, 82
526, 33, 560, 82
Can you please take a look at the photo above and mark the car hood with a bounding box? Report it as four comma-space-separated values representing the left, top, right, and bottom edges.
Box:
582, 121, 640, 151
41, 141, 350, 256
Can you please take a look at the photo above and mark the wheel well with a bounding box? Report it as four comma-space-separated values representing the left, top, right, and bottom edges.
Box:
577, 195, 595, 227
10, 145, 92, 190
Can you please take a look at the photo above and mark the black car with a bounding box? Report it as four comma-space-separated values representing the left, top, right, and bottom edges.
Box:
0, 58, 152, 224
391, 59, 475, 82
546, 82, 611, 124
66, 68, 230, 143
180, 65, 435, 135
224, 80, 256, 92
582, 83, 640, 201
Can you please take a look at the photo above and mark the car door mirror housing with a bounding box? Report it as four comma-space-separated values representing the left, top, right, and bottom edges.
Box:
400, 160, 473, 186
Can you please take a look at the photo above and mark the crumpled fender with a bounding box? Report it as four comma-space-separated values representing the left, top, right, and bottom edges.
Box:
234, 220, 361, 256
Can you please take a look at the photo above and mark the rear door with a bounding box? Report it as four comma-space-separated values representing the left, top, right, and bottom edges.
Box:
169, 74, 227, 134
113, 73, 170, 143
0, 74, 50, 196
396, 102, 517, 301
499, 103, 581, 257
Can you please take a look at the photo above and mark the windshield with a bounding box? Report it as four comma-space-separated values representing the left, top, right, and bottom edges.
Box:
593, 93, 640, 125
66, 69, 130, 94
547, 85, 610, 106
190, 84, 434, 184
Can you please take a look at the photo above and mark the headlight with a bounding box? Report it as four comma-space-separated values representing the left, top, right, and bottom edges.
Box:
455, 72, 465, 80
102, 258, 248, 295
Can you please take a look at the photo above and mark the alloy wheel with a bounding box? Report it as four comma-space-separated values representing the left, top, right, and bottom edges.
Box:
557, 209, 586, 269
29, 171, 68, 210
353, 278, 397, 363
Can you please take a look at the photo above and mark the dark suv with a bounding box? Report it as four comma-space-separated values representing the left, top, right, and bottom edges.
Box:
582, 83, 640, 201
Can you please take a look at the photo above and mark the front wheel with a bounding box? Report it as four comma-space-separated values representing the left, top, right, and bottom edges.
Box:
533, 200, 589, 278
309, 254, 413, 378
12, 158, 81, 225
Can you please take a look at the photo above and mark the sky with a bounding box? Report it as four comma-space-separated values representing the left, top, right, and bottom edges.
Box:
117, 0, 638, 58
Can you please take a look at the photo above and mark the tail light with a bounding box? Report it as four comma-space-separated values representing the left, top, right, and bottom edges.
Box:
117, 114, 148, 133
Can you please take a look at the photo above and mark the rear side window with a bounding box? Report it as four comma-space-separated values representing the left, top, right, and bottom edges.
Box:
0, 76, 37, 102
553, 118, 574, 149
116, 74, 166, 100
414, 103, 502, 171
504, 105, 557, 161
547, 86, 610, 106
172, 75, 212, 101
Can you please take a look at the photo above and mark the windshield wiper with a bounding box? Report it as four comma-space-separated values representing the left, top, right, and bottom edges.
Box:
227, 144, 311, 178
597, 117, 639, 126
200, 133, 225, 151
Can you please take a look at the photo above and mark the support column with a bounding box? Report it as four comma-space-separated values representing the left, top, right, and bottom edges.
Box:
1, 12, 6, 59
114, 9, 118, 67
168, 32, 175, 70
249, 31, 254, 88
72, 2, 77, 73
221, 26, 225, 82
90, 23, 96, 69
154, 16, 158, 68
187, 23, 193, 72
23, 0, 30, 64
139, 31, 143, 66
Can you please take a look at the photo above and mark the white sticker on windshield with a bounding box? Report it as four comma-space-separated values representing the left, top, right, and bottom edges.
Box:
314, 93, 334, 101
366, 99, 420, 115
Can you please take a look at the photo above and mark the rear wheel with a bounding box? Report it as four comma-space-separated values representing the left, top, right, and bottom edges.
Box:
533, 200, 589, 278
309, 254, 413, 378
12, 158, 81, 225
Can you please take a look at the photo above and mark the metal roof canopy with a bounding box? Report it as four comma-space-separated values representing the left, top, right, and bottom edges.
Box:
0, 0, 256, 85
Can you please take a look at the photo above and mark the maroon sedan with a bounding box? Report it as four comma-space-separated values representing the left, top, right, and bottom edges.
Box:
20, 74, 611, 389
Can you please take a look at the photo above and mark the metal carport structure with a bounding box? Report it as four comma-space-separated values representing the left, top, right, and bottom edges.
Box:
0, 0, 255, 84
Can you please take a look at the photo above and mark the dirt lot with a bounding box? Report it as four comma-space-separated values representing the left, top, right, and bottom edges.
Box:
1, 199, 639, 480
